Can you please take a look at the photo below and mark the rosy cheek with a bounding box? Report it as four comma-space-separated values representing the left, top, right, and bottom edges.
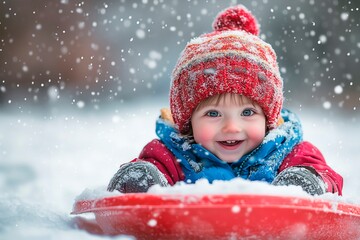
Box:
246, 125, 266, 143
193, 124, 214, 144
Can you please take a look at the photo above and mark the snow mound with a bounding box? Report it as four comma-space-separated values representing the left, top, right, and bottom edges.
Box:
148, 178, 309, 196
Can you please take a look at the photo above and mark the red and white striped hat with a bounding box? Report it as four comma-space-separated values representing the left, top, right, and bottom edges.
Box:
170, 5, 283, 134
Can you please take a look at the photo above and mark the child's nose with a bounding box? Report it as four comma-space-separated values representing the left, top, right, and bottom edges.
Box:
222, 117, 241, 133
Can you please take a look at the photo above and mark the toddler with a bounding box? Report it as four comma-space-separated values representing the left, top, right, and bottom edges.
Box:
107, 5, 343, 195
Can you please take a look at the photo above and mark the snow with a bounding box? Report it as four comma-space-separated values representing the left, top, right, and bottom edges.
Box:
0, 99, 359, 239
148, 178, 309, 197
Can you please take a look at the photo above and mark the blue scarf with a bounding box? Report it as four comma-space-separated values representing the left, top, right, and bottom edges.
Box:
156, 109, 303, 184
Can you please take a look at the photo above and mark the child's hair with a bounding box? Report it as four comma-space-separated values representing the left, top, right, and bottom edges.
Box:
194, 93, 258, 112
169, 5, 283, 135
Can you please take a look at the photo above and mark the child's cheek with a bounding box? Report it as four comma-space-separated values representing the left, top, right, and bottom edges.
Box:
246, 124, 266, 143
193, 124, 215, 143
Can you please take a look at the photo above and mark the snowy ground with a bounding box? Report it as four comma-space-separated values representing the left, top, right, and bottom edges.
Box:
0, 99, 359, 239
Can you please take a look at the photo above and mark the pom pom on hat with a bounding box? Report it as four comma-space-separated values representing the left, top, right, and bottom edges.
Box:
212, 5, 259, 35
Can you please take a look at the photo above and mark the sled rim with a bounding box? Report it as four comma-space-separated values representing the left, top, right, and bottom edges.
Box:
72, 193, 360, 217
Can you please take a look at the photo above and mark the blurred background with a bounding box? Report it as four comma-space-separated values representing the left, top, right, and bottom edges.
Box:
1, 0, 359, 115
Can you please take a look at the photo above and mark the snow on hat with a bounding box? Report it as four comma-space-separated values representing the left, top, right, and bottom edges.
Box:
170, 5, 283, 134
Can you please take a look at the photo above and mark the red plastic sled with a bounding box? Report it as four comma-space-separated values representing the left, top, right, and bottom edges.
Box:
72, 193, 360, 239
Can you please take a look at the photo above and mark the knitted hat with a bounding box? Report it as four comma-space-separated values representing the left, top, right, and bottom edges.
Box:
170, 5, 283, 134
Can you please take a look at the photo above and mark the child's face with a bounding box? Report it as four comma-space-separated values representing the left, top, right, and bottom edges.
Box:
191, 94, 266, 163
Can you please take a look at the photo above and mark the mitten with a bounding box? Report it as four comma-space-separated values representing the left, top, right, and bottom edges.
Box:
107, 161, 169, 193
272, 166, 326, 195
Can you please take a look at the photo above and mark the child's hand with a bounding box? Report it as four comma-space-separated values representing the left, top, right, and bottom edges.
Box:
272, 166, 326, 195
107, 161, 169, 193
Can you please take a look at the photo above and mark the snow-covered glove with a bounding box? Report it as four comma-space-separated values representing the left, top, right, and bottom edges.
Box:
272, 167, 326, 195
107, 161, 169, 193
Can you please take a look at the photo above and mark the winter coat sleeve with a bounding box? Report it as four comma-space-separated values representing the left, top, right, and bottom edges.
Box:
131, 139, 185, 185
278, 141, 343, 195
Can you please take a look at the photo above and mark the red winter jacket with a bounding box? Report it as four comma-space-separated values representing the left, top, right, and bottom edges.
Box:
132, 139, 343, 195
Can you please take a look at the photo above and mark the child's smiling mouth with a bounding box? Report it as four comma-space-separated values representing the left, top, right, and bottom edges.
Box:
217, 140, 243, 149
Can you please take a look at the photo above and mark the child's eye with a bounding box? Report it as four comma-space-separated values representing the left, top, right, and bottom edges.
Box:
206, 110, 220, 117
241, 109, 255, 116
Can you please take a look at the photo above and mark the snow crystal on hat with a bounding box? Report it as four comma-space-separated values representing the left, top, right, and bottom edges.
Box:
170, 5, 283, 134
